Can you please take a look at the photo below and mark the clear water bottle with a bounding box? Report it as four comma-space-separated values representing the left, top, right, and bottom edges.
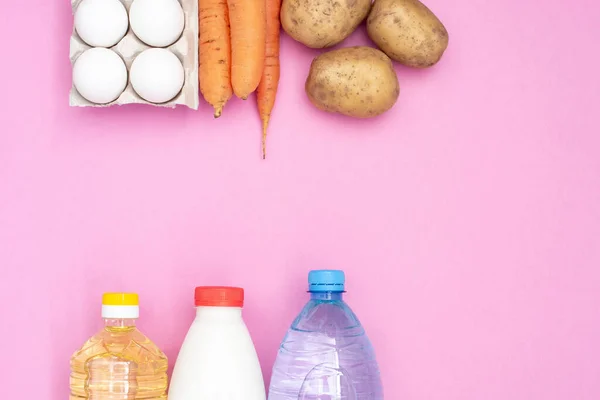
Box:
268, 270, 383, 400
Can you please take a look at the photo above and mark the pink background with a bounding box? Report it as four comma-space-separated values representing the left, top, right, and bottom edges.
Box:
1, 0, 599, 398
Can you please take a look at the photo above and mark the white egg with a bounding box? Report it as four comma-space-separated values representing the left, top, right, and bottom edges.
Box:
73, 48, 128, 104
74, 0, 128, 48
129, 0, 185, 47
130, 49, 184, 103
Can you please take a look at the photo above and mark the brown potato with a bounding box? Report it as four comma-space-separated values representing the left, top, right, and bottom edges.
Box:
367, 0, 448, 68
305, 46, 400, 118
281, 0, 371, 48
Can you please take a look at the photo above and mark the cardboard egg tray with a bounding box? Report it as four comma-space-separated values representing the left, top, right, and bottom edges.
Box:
69, 0, 199, 109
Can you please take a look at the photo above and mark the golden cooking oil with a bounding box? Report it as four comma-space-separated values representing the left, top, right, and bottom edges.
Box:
69, 293, 168, 400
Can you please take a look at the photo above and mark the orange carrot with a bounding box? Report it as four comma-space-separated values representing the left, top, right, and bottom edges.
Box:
227, 0, 266, 100
256, 0, 281, 158
199, 0, 232, 117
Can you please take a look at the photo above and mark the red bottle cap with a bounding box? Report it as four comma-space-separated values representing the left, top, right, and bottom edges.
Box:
194, 286, 244, 307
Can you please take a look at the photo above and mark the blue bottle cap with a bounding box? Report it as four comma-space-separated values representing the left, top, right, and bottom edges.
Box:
308, 270, 345, 292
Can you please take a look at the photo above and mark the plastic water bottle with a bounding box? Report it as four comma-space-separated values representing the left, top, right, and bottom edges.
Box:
268, 270, 383, 400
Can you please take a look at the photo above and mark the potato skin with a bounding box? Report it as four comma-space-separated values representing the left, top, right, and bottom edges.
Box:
281, 0, 371, 48
367, 0, 448, 68
305, 46, 400, 118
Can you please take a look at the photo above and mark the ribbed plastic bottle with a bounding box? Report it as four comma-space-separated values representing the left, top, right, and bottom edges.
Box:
168, 286, 266, 400
268, 270, 383, 400
69, 293, 168, 400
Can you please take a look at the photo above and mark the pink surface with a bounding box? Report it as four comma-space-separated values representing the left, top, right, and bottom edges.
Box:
1, 0, 600, 398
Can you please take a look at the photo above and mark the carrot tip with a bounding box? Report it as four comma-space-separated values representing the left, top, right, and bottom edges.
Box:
262, 117, 269, 160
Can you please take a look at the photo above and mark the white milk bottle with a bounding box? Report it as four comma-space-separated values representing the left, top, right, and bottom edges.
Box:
168, 286, 266, 400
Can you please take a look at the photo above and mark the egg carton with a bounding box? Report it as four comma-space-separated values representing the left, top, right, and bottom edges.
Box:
69, 0, 199, 109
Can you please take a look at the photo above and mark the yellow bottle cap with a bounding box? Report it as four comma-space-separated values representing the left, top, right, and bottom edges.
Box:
102, 293, 139, 306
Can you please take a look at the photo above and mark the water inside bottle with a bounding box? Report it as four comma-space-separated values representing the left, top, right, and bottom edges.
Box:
298, 364, 356, 400
268, 296, 383, 400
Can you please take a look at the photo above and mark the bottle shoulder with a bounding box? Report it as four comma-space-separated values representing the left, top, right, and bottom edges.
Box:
70, 327, 168, 368
177, 317, 258, 356
291, 300, 365, 336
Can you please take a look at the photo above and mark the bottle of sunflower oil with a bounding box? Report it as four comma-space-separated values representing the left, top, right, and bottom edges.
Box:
69, 293, 168, 400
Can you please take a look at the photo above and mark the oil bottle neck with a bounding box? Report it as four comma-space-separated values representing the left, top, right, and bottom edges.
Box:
104, 318, 137, 327
310, 291, 344, 301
